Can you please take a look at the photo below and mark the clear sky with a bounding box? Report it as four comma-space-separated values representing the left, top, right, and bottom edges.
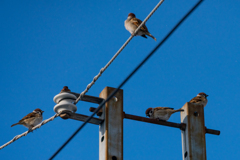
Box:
0, 0, 240, 159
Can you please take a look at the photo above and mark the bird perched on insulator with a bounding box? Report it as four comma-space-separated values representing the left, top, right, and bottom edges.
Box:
145, 107, 184, 121
60, 86, 71, 93
124, 13, 157, 41
189, 92, 208, 107
11, 108, 44, 130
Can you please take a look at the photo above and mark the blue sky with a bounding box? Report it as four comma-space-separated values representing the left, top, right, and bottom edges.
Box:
0, 0, 240, 159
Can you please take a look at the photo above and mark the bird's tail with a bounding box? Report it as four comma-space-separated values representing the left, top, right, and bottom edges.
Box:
11, 123, 20, 127
146, 33, 157, 41
173, 109, 184, 113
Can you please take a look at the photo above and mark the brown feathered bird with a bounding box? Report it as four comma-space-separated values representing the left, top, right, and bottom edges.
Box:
60, 86, 71, 93
11, 108, 44, 130
189, 92, 208, 107
145, 107, 184, 121
124, 13, 156, 41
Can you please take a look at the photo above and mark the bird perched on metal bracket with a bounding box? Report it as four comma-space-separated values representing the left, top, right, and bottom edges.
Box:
145, 107, 184, 121
11, 108, 44, 131
189, 92, 208, 107
124, 13, 157, 41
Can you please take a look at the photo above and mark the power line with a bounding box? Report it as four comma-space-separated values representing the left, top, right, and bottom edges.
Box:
49, 1, 203, 159
74, 0, 165, 105
0, 113, 60, 150
0, 0, 165, 151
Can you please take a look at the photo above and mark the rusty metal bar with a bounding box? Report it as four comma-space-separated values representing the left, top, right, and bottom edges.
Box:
124, 113, 186, 131
89, 107, 103, 116
89, 107, 220, 135
90, 107, 185, 130
99, 87, 123, 160
59, 111, 103, 125
70, 92, 104, 104
206, 128, 220, 135
89, 107, 185, 130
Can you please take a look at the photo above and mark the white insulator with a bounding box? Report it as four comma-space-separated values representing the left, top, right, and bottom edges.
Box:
53, 93, 77, 113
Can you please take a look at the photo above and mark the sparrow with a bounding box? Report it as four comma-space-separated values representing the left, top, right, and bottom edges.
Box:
145, 107, 184, 121
60, 86, 71, 93
11, 108, 44, 130
189, 92, 208, 107
124, 13, 156, 41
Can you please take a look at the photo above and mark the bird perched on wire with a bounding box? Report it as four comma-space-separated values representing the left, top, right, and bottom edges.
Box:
189, 92, 208, 107
145, 107, 184, 121
60, 86, 71, 93
11, 108, 44, 130
124, 13, 157, 41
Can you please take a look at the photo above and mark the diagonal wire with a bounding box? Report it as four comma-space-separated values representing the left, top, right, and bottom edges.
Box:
0, 0, 165, 151
0, 113, 60, 150
74, 0, 165, 105
49, 1, 203, 159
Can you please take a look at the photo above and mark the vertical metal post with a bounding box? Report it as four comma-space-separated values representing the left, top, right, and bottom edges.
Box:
99, 87, 123, 160
181, 102, 206, 160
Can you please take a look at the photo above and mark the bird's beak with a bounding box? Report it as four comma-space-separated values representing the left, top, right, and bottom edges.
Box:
42, 111, 44, 113
206, 95, 209, 97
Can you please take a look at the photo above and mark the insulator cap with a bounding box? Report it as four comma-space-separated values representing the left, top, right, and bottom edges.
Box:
53, 93, 77, 113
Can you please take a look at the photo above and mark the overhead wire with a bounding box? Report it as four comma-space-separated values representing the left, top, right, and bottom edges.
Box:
74, 0, 165, 104
49, 1, 203, 159
0, 113, 60, 150
0, 0, 165, 151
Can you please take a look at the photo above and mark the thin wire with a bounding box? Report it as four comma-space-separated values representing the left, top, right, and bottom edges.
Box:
49, 1, 203, 159
0, 113, 60, 150
74, 0, 165, 104
0, 0, 164, 152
